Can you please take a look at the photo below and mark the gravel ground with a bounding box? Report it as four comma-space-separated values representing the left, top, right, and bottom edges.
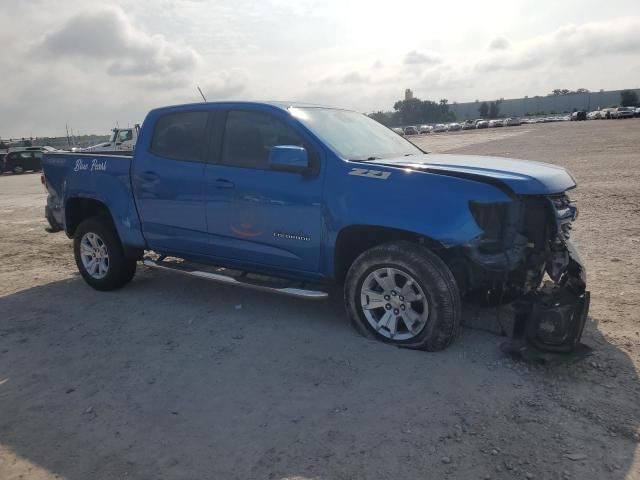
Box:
0, 119, 639, 479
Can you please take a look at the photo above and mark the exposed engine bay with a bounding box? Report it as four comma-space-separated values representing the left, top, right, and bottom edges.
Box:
451, 192, 589, 352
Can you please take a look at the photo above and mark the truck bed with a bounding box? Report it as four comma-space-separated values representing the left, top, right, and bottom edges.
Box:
42, 152, 145, 249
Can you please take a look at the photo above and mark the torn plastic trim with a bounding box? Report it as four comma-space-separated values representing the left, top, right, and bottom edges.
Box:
515, 240, 589, 352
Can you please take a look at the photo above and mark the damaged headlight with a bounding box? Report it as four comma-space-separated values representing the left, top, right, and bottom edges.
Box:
548, 194, 578, 241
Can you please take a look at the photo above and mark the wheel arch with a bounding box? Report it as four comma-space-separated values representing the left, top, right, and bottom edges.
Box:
65, 197, 143, 260
65, 197, 113, 237
333, 225, 446, 282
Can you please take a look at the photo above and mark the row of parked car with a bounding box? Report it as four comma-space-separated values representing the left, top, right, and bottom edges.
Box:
394, 117, 523, 135
586, 106, 639, 120
394, 105, 640, 135
0, 146, 59, 174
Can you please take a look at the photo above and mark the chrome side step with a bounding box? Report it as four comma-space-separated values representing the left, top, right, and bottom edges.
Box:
142, 258, 328, 300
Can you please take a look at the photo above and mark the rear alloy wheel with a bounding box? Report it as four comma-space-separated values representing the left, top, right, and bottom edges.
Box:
79, 232, 110, 280
12, 165, 24, 174
74, 217, 136, 290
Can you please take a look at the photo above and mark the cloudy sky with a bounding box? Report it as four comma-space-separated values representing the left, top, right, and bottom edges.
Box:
1, 0, 639, 137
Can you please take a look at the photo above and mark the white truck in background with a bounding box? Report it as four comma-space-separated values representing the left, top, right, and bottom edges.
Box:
83, 125, 140, 153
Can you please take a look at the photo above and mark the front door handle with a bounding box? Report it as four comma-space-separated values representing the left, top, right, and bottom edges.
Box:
214, 178, 235, 189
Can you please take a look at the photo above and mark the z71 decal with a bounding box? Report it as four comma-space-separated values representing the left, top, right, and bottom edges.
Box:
348, 168, 391, 180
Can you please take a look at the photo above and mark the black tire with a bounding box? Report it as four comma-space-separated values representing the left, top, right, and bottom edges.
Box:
12, 165, 24, 174
344, 241, 461, 351
73, 217, 136, 291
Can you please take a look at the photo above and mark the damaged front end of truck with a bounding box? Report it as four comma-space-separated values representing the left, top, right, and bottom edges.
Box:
456, 192, 590, 353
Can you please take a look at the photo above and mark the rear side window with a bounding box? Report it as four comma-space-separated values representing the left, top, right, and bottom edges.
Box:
151, 111, 208, 162
221, 110, 304, 170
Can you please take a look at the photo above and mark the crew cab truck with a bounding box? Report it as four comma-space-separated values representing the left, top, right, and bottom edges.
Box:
42, 102, 589, 352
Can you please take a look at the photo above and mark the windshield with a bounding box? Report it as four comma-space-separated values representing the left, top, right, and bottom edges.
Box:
289, 107, 422, 161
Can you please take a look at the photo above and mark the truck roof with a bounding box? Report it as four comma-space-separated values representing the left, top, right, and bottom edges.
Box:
147, 101, 350, 116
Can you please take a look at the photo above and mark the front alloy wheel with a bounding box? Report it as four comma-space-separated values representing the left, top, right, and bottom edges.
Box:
360, 267, 429, 340
344, 241, 461, 351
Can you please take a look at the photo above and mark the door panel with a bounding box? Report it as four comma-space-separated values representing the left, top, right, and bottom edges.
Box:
205, 165, 323, 272
132, 110, 210, 254
204, 109, 323, 273
133, 155, 207, 253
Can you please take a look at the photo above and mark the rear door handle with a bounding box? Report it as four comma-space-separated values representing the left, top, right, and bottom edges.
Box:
214, 178, 235, 189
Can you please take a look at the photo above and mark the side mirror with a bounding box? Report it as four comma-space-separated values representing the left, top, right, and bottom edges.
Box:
269, 145, 309, 174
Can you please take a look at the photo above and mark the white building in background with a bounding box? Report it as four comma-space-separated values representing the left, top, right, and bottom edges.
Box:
448, 88, 640, 119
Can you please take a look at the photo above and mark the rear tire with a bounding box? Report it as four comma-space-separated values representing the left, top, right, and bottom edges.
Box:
74, 217, 136, 291
344, 241, 461, 351
12, 165, 24, 174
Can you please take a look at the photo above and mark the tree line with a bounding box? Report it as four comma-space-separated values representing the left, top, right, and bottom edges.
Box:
368, 89, 457, 126
368, 89, 509, 126
548, 88, 590, 96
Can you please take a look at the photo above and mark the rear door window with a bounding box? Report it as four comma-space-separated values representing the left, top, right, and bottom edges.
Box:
150, 111, 208, 162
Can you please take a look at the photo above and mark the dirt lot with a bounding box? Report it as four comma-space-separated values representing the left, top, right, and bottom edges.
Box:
1, 120, 639, 479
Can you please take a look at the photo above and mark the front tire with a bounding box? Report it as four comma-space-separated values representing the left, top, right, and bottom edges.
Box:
345, 241, 461, 351
74, 217, 136, 291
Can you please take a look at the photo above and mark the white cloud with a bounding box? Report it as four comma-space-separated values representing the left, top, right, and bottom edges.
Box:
403, 50, 442, 65
316, 72, 370, 86
199, 70, 248, 99
0, 1, 638, 137
476, 17, 640, 73
37, 6, 200, 77
488, 37, 510, 50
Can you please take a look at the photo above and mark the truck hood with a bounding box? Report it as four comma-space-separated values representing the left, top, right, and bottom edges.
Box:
369, 153, 576, 195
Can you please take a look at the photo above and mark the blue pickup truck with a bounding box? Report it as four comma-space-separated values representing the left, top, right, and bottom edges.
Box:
42, 101, 589, 352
